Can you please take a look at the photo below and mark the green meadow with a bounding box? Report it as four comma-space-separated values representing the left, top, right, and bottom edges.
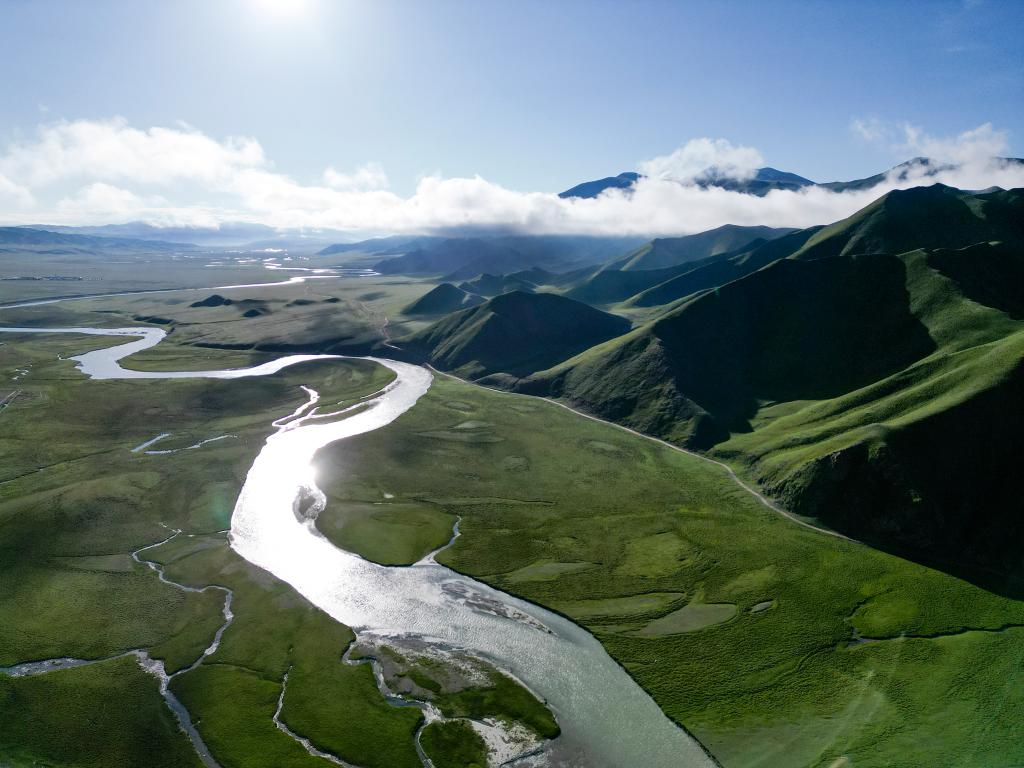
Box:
317, 373, 1024, 768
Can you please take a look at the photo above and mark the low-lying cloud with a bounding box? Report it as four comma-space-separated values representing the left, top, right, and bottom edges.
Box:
1, 117, 1022, 236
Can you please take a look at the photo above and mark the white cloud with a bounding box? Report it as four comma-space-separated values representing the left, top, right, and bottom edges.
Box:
0, 173, 34, 208
851, 117, 888, 142
900, 121, 1008, 165
638, 137, 763, 182
0, 117, 1021, 236
322, 161, 389, 191
0, 116, 265, 187
55, 182, 150, 220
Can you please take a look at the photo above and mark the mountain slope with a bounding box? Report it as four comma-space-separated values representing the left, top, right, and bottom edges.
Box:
558, 167, 815, 198
523, 252, 936, 445
404, 291, 630, 379
455, 273, 538, 297
623, 227, 823, 308
402, 283, 485, 315
563, 261, 698, 305
373, 235, 644, 279
792, 184, 1024, 261
513, 186, 1024, 590
610, 224, 796, 272
557, 172, 641, 199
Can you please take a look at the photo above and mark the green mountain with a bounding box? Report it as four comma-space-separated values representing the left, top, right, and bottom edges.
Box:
622, 227, 824, 308
563, 261, 698, 305
792, 183, 1024, 260
373, 235, 644, 279
404, 291, 630, 379
516, 185, 1024, 591
456, 272, 538, 297
610, 224, 794, 271
402, 283, 485, 315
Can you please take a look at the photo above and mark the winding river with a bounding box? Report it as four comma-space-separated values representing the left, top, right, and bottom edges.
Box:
0, 315, 715, 767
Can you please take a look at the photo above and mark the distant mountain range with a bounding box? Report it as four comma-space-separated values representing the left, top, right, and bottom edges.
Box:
0, 226, 196, 253
360, 235, 645, 280
18, 222, 355, 250
559, 156, 1024, 198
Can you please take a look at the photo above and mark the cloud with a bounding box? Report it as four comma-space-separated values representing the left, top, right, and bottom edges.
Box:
0, 173, 34, 208
0, 117, 1021, 236
55, 182, 151, 220
322, 162, 389, 191
851, 117, 888, 142
899, 121, 1008, 165
638, 137, 763, 182
0, 116, 265, 187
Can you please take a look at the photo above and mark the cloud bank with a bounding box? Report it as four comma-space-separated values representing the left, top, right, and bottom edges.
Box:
1, 117, 1021, 236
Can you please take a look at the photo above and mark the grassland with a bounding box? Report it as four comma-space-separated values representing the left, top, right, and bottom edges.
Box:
0, 329, 432, 767
0, 321, 566, 768
316, 373, 1024, 767
419, 721, 488, 768
1, 255, 438, 363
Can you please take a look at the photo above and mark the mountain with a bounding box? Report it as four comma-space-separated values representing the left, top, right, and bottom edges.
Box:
0, 226, 196, 253
818, 156, 1024, 193
522, 252, 937, 445
563, 261, 698, 305
370, 235, 645, 279
554, 225, 797, 306
318, 235, 437, 256
456, 272, 539, 297
557, 172, 641, 199
558, 157, 1024, 200
403, 283, 485, 315
512, 184, 1024, 591
558, 167, 814, 198
791, 183, 1024, 260
403, 291, 631, 380
609, 224, 796, 271
622, 226, 825, 308
22, 221, 351, 249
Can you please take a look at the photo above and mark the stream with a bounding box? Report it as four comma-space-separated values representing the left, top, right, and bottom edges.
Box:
0, 317, 715, 767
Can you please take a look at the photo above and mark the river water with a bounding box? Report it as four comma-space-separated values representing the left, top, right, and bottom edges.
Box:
0, 320, 714, 768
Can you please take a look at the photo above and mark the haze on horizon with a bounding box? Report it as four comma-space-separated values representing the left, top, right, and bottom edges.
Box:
1, 0, 1023, 236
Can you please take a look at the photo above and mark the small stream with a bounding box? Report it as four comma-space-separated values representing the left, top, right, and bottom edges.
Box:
0, 319, 715, 767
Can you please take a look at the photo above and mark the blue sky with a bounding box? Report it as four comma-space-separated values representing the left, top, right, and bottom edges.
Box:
0, 0, 1022, 232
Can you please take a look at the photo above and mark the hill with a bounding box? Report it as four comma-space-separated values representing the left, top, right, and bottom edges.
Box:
402, 283, 485, 315
403, 291, 630, 379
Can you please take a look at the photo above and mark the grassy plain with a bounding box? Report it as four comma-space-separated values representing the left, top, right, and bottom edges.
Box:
0, 329, 430, 767
317, 374, 1024, 768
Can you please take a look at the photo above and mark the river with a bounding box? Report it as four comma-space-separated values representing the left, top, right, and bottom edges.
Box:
0, 311, 715, 767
